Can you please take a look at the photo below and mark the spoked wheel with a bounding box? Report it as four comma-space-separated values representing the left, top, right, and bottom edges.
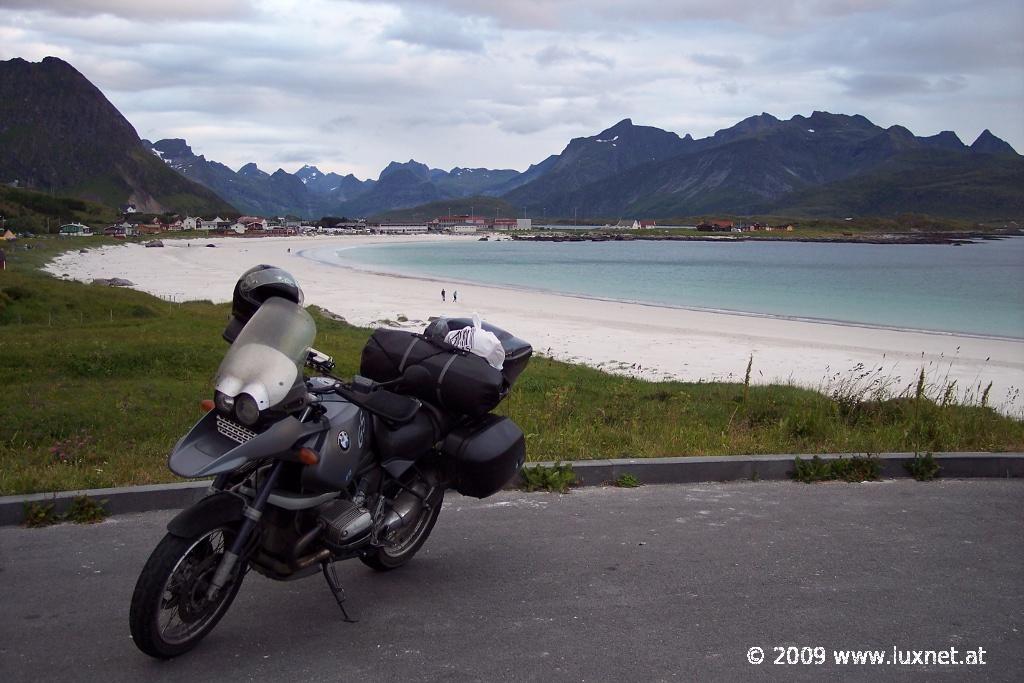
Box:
361, 482, 444, 572
129, 524, 246, 658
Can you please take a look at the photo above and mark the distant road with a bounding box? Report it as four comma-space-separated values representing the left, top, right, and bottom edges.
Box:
1, 481, 1021, 681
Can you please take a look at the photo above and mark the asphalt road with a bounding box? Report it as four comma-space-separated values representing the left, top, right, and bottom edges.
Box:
1, 480, 1021, 682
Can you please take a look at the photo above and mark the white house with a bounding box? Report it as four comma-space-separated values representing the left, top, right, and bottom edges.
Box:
375, 222, 429, 234
58, 223, 93, 237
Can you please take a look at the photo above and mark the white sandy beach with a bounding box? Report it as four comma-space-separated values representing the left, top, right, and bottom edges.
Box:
46, 234, 1024, 415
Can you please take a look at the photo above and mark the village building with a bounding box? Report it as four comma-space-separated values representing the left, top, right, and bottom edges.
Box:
266, 226, 299, 236
491, 218, 518, 231
371, 222, 429, 234
696, 220, 735, 232
430, 215, 489, 231
58, 223, 93, 237
103, 222, 139, 238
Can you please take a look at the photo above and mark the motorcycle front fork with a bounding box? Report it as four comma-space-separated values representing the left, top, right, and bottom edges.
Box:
204, 460, 358, 622
205, 460, 285, 600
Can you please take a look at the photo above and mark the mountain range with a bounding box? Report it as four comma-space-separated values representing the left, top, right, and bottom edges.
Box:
2, 56, 1021, 221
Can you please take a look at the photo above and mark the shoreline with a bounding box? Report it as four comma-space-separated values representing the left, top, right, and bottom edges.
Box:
304, 243, 1022, 344
44, 234, 1024, 415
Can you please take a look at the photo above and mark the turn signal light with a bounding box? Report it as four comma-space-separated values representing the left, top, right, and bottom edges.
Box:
297, 447, 320, 465
199, 399, 215, 412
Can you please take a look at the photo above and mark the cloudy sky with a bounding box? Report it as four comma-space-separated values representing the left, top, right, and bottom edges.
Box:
2, 0, 1021, 179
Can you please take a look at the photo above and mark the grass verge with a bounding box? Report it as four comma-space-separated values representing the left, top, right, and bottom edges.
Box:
1, 237, 1022, 495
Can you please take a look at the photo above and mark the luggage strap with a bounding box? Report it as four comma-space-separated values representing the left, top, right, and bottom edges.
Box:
435, 355, 458, 406
398, 337, 419, 373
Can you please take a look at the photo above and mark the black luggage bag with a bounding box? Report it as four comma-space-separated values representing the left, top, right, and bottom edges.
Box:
360, 328, 504, 417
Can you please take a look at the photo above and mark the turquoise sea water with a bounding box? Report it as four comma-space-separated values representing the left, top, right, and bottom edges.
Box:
314, 238, 1024, 339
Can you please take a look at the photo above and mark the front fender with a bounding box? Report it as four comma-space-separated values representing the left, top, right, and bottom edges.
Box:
166, 492, 245, 538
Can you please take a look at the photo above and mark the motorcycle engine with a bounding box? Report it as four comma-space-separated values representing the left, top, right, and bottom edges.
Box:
318, 499, 373, 551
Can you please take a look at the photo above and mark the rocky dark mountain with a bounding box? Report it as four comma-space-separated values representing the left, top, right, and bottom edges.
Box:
970, 129, 1017, 156
503, 118, 693, 210
294, 165, 371, 199
146, 144, 519, 218
0, 57, 233, 215
143, 140, 375, 217
507, 111, 1021, 219
332, 160, 522, 217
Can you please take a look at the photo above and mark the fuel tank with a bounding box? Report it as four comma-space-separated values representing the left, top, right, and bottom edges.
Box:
300, 396, 373, 492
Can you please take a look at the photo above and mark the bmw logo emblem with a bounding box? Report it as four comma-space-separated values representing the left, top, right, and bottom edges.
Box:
338, 431, 351, 451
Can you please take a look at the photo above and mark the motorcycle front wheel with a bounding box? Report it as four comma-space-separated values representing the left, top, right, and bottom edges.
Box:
129, 523, 245, 659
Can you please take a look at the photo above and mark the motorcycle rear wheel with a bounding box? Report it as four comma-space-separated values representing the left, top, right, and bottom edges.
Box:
361, 487, 444, 572
129, 523, 245, 659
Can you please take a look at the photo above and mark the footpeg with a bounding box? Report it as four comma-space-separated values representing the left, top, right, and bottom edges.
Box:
321, 561, 357, 623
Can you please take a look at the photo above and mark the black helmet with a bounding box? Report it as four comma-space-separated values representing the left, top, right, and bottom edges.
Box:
223, 264, 304, 342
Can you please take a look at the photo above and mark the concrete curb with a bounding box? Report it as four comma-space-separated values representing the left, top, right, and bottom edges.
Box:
523, 452, 1024, 487
1, 480, 212, 527
2, 452, 1021, 526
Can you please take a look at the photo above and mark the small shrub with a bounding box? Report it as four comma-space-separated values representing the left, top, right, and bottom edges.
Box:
23, 501, 58, 527
520, 462, 577, 493
613, 472, 641, 488
129, 304, 157, 318
2, 285, 32, 301
64, 495, 108, 523
831, 455, 882, 482
396, 314, 408, 323
793, 454, 881, 483
905, 452, 941, 481
49, 431, 93, 466
22, 496, 108, 526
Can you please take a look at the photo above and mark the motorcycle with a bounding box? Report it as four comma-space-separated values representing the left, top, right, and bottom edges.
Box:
128, 266, 531, 658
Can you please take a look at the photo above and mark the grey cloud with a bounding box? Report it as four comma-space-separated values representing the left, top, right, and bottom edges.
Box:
270, 148, 327, 165
691, 53, 744, 70
534, 45, 615, 68
1, 0, 254, 21
362, 0, 898, 31
785, 1, 1023, 75
321, 115, 357, 133
383, 8, 488, 52
837, 73, 969, 97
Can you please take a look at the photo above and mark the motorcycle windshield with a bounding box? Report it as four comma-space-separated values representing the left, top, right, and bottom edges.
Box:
214, 297, 316, 411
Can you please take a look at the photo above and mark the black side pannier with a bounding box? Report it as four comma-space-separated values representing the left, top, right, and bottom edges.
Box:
442, 414, 525, 498
360, 328, 504, 417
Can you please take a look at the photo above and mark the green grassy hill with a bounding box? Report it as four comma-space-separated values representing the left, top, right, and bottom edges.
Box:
370, 196, 519, 222
0, 186, 120, 234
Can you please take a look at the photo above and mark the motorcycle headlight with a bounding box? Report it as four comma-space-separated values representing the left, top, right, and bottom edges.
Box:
234, 393, 260, 426
214, 391, 235, 414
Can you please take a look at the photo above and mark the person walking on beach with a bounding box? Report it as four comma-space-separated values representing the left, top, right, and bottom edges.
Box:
453, 290, 458, 303
441, 288, 446, 302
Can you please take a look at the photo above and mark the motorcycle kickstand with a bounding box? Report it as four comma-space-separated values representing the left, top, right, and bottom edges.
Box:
321, 561, 358, 623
